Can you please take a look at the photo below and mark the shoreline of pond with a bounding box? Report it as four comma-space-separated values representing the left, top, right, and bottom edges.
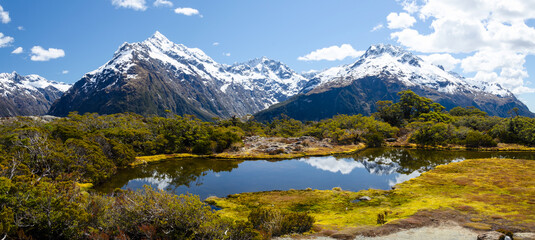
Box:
130, 143, 367, 166
208, 158, 535, 239
129, 141, 535, 168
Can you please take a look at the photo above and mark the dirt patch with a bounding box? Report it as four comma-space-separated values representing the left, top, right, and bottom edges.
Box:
352, 210, 472, 237
278, 209, 535, 240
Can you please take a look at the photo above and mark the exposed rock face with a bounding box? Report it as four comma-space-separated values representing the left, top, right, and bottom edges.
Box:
48, 32, 308, 120
255, 44, 533, 121
0, 72, 70, 117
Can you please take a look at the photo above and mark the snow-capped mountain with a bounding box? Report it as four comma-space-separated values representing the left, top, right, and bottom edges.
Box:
49, 32, 308, 119
0, 72, 71, 117
304, 44, 510, 97
255, 44, 533, 121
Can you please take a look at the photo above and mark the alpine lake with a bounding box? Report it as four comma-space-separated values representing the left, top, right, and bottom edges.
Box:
94, 148, 535, 200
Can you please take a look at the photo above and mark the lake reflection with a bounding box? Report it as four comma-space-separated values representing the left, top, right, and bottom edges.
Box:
95, 148, 535, 199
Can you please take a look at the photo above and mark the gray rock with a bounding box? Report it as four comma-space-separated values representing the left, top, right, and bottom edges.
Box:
477, 231, 505, 240
359, 196, 372, 201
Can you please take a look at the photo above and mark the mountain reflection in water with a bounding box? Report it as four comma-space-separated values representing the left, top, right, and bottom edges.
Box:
95, 148, 535, 199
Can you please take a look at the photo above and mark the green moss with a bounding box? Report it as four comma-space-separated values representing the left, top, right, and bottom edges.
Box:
210, 158, 535, 229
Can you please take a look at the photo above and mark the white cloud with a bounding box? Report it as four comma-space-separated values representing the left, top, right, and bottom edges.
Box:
17, 26, 24, 31
298, 44, 364, 61
174, 7, 200, 16
389, 0, 535, 94
300, 156, 364, 175
0, 5, 10, 24
112, 0, 147, 11
387, 12, 416, 29
398, 0, 420, 14
153, 0, 173, 7
391, 18, 488, 53
0, 33, 14, 48
62, 70, 69, 74
212, 42, 220, 46
461, 50, 525, 73
223, 52, 231, 57
11, 47, 23, 54
371, 24, 384, 32
419, 53, 460, 71
30, 46, 65, 61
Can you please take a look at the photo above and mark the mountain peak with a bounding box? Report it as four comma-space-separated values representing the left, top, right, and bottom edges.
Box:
356, 44, 422, 68
144, 31, 174, 49
149, 31, 169, 42
245, 56, 275, 66
362, 44, 409, 58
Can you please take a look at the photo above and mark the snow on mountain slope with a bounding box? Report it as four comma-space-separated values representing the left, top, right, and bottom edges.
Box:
0, 72, 71, 117
306, 44, 511, 97
50, 32, 309, 118
255, 44, 533, 121
224, 57, 309, 107
0, 72, 70, 97
83, 31, 307, 100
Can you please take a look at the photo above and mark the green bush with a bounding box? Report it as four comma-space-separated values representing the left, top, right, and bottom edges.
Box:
464, 130, 497, 148
248, 207, 314, 237
363, 130, 384, 147
409, 122, 453, 146
449, 106, 488, 117
280, 212, 315, 235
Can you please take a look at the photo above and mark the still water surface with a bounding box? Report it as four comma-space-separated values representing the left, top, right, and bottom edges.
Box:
95, 148, 535, 199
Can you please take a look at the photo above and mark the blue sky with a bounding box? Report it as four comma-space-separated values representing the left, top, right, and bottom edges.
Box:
1, 0, 535, 111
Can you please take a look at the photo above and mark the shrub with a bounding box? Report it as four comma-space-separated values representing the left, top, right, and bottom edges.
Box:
363, 130, 384, 147
377, 213, 386, 225
410, 122, 453, 146
464, 130, 497, 148
102, 186, 230, 239
280, 212, 314, 235
248, 207, 314, 237
227, 220, 263, 240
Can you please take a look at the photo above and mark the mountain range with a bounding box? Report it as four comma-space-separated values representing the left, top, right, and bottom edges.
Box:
1, 32, 532, 120
0, 72, 70, 117
255, 44, 534, 121
48, 32, 308, 121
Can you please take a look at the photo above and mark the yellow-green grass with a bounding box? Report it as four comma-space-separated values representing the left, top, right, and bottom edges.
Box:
131, 143, 366, 166
131, 153, 200, 166
75, 182, 94, 191
207, 158, 535, 228
390, 142, 535, 152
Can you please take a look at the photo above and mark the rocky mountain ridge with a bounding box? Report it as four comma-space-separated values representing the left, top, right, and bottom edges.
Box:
48, 32, 308, 120
254, 44, 533, 121
0, 72, 71, 117
2, 32, 529, 120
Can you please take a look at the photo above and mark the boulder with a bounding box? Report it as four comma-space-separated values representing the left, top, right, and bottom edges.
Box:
477, 231, 505, 240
